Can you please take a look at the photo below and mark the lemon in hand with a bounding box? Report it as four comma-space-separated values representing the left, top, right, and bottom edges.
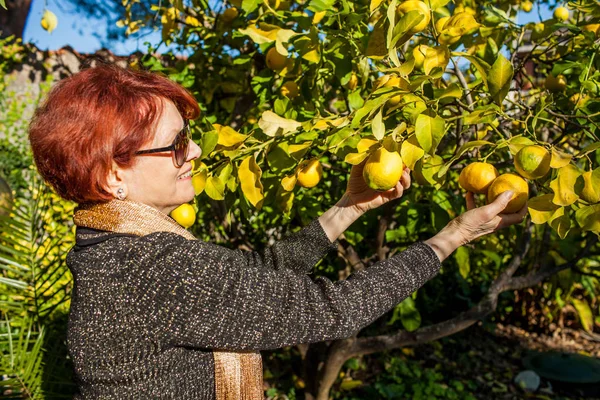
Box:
171, 203, 196, 228
458, 162, 499, 194
363, 147, 404, 191
296, 159, 323, 188
487, 174, 529, 213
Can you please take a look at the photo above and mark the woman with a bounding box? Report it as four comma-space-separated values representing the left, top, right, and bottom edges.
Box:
28, 62, 526, 399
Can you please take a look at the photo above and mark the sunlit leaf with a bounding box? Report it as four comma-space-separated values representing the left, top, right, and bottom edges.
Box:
549, 165, 582, 206
239, 155, 264, 208
344, 152, 369, 165
258, 111, 302, 137
205, 176, 225, 200
415, 113, 445, 155
215, 125, 247, 147
400, 136, 425, 170
281, 174, 297, 191
423, 46, 450, 75
572, 299, 594, 333
575, 204, 600, 232
550, 147, 573, 168
488, 53, 513, 105
455, 246, 470, 279
370, 0, 385, 13
527, 194, 562, 224
372, 109, 385, 141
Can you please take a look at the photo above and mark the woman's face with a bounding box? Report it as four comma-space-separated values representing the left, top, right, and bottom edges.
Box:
112, 99, 201, 215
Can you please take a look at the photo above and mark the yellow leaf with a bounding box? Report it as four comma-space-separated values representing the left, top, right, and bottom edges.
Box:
313, 10, 327, 24
258, 111, 302, 137
185, 16, 201, 27
550, 147, 572, 168
549, 211, 570, 239
281, 174, 297, 191
357, 138, 378, 153
239, 24, 279, 44
344, 152, 369, 165
423, 46, 450, 75
312, 117, 347, 131
205, 176, 225, 200
370, 0, 385, 13
302, 47, 321, 63
507, 136, 535, 155
287, 142, 312, 159
216, 126, 247, 147
527, 194, 561, 224
239, 155, 264, 208
575, 204, 600, 232
401, 136, 425, 170
549, 164, 583, 206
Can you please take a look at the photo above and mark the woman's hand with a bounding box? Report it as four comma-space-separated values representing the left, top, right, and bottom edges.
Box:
339, 160, 411, 215
425, 190, 528, 261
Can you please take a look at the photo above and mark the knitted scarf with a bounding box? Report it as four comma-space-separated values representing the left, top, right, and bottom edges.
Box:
73, 199, 264, 399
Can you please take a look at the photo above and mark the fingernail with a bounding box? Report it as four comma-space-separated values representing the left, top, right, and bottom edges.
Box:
504, 190, 514, 198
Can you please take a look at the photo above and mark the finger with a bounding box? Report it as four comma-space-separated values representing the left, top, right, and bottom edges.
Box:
466, 192, 476, 211
384, 181, 404, 199
400, 169, 411, 190
483, 190, 514, 217
499, 201, 528, 227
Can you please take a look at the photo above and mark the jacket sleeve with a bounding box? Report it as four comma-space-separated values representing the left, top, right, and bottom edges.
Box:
232, 218, 338, 275
128, 232, 442, 351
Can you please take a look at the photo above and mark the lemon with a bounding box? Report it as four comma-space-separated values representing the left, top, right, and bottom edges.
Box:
521, 1, 533, 12
514, 145, 551, 180
363, 147, 404, 191
296, 159, 323, 188
221, 7, 239, 23
266, 47, 287, 71
582, 24, 600, 36
396, 1, 431, 33
412, 44, 429, 70
345, 73, 358, 90
383, 75, 409, 106
554, 6, 569, 22
458, 162, 499, 194
533, 22, 545, 34
435, 16, 450, 34
487, 174, 529, 213
191, 161, 208, 195
580, 171, 600, 204
171, 203, 196, 228
544, 74, 567, 92
41, 9, 58, 33
281, 81, 299, 98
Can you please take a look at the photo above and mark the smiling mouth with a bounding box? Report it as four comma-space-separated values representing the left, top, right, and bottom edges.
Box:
177, 170, 192, 180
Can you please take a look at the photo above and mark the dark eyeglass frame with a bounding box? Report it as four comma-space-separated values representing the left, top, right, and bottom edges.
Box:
134, 120, 191, 168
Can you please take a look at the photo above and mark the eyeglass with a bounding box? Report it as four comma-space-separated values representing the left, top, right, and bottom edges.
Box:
134, 120, 191, 168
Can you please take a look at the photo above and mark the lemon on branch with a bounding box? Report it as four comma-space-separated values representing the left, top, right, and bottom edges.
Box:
363, 147, 404, 191
41, 9, 58, 34
296, 159, 323, 188
458, 162, 499, 194
383, 75, 409, 106
281, 81, 299, 98
171, 203, 196, 228
521, 1, 533, 12
544, 74, 567, 92
554, 6, 569, 22
396, 0, 431, 33
487, 174, 529, 213
221, 7, 239, 23
514, 145, 551, 180
412, 44, 429, 70
266, 47, 287, 71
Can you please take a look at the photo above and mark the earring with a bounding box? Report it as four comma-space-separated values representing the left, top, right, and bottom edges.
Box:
116, 188, 126, 201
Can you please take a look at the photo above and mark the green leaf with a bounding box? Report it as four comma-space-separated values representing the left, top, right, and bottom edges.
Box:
372, 109, 385, 141
575, 204, 600, 232
507, 136, 535, 155
453, 52, 491, 86
198, 131, 219, 160
455, 246, 470, 279
0, 0, 6, 10
348, 90, 364, 110
424, 0, 450, 10
488, 53, 513, 105
399, 297, 421, 332
572, 299, 594, 333
462, 104, 499, 125
242, 0, 261, 13
308, 0, 336, 12
435, 83, 463, 100
415, 113, 445, 155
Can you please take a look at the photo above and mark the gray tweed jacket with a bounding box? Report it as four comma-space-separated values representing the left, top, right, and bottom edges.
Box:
66, 218, 441, 399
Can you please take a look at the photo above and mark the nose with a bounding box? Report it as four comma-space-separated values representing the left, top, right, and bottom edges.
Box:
188, 140, 202, 162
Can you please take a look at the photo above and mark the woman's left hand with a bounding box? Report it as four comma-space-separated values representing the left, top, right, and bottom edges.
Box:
339, 160, 411, 215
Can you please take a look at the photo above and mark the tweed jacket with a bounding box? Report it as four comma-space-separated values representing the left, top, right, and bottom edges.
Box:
66, 218, 442, 399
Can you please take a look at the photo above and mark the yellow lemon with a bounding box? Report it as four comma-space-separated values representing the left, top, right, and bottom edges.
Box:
296, 159, 323, 188
582, 24, 600, 36
345, 73, 358, 90
533, 22, 545, 34
41, 9, 58, 33
458, 162, 499, 194
171, 203, 196, 228
266, 47, 287, 71
383, 75, 409, 106
412, 44, 430, 70
435, 16, 450, 34
363, 147, 404, 191
544, 74, 567, 92
487, 174, 529, 213
281, 81, 299, 98
191, 161, 208, 195
396, 1, 431, 33
580, 171, 600, 204
221, 7, 239, 23
521, 1, 533, 12
514, 145, 551, 180
554, 6, 569, 22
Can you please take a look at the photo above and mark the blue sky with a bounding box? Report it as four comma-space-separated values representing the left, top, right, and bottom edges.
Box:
22, 0, 553, 56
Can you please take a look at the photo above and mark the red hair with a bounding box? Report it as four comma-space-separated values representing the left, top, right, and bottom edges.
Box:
28, 61, 200, 204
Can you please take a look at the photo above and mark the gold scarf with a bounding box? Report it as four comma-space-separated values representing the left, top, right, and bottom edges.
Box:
73, 199, 264, 399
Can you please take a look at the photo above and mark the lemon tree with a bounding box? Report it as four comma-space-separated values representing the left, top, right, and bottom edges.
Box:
94, 0, 600, 396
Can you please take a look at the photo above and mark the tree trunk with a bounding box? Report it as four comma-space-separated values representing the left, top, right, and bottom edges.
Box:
0, 0, 33, 39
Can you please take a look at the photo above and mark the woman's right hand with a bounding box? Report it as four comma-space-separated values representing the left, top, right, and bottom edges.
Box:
425, 190, 528, 261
